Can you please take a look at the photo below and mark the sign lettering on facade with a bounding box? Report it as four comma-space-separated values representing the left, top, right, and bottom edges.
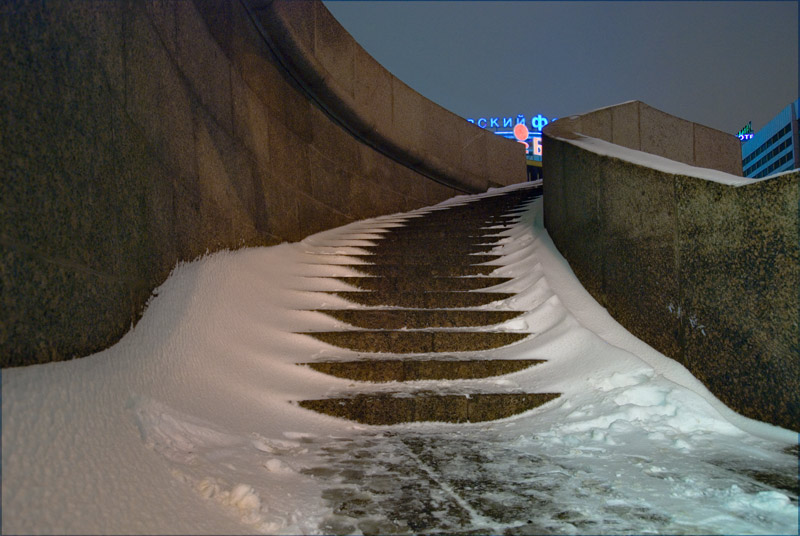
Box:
737, 121, 754, 141
466, 113, 557, 161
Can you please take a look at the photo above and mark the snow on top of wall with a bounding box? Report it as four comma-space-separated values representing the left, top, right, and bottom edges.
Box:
558, 134, 764, 186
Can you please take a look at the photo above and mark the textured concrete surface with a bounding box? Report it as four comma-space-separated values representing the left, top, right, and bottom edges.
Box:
305, 331, 529, 354
299, 393, 561, 425
361, 243, 499, 254
329, 291, 516, 309
542, 101, 799, 431
675, 173, 799, 430
343, 253, 503, 265
0, 0, 524, 366
332, 276, 513, 293
339, 264, 498, 278
302, 359, 544, 382
317, 309, 522, 329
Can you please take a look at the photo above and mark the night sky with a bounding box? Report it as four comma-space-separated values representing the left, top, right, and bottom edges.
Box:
323, 1, 798, 135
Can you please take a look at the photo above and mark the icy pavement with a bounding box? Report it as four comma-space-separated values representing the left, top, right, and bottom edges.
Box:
2, 183, 798, 534
298, 427, 798, 535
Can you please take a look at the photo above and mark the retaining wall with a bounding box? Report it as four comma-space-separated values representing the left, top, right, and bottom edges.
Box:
543, 101, 799, 431
0, 0, 525, 367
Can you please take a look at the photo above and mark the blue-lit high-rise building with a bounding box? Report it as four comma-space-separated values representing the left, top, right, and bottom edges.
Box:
741, 99, 800, 178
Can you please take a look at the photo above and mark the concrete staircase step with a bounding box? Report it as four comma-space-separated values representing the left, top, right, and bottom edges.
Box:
315, 308, 523, 329
296, 187, 555, 426
484, 217, 520, 226
436, 202, 529, 212
392, 227, 510, 236
301, 331, 528, 353
332, 276, 512, 292
329, 291, 513, 308
374, 226, 503, 236
297, 392, 561, 425
359, 243, 498, 254
398, 214, 510, 223
401, 208, 511, 218
386, 224, 507, 234
364, 237, 502, 250
365, 235, 500, 246
301, 358, 545, 382
343, 253, 502, 266
340, 264, 498, 277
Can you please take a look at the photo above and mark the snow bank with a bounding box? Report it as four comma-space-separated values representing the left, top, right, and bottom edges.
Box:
2, 184, 797, 535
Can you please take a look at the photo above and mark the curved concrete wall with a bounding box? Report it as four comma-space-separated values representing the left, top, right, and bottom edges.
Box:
248, 0, 523, 194
543, 101, 799, 431
0, 0, 525, 367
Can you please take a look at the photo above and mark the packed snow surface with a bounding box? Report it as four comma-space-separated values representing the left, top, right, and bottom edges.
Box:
2, 183, 797, 534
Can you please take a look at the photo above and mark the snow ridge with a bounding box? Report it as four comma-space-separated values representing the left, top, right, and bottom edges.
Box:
2, 183, 797, 534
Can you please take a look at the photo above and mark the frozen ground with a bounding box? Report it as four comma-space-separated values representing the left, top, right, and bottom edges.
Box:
2, 183, 798, 535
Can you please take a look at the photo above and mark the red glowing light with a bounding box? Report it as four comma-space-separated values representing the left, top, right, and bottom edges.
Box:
513, 123, 529, 142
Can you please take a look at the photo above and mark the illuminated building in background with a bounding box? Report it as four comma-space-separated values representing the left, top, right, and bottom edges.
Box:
736, 122, 754, 142
466, 113, 554, 162
741, 99, 800, 178
466, 113, 556, 180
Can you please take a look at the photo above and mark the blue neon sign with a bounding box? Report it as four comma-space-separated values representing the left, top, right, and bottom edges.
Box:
466, 113, 557, 161
466, 114, 557, 132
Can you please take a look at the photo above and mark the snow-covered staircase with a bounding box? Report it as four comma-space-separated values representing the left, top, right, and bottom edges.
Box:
297, 185, 560, 425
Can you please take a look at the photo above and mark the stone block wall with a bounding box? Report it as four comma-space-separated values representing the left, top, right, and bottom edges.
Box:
557, 100, 743, 176
0, 0, 525, 367
543, 102, 799, 431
